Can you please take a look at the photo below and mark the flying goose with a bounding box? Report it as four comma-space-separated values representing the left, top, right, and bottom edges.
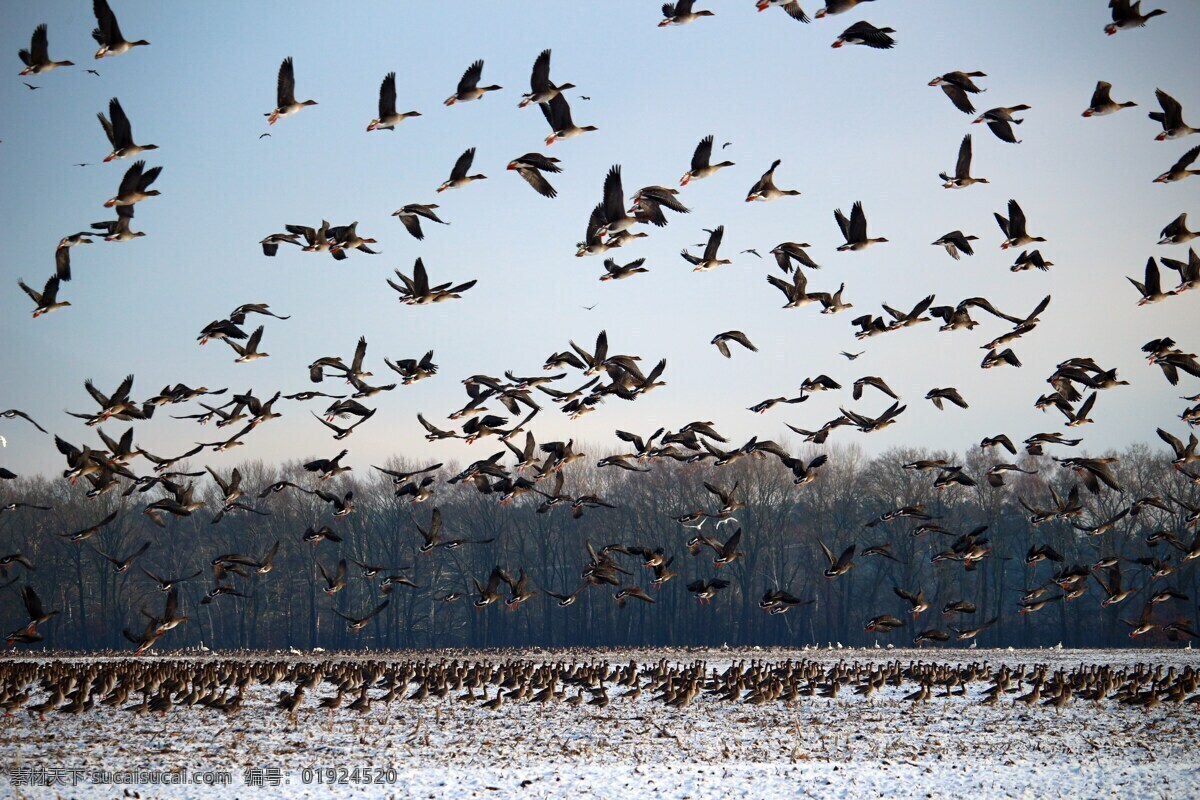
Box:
18, 24, 73, 75
1010, 249, 1053, 272
387, 257, 476, 304
835, 201, 887, 251
755, 1, 809, 22
18, 275, 69, 317
520, 49, 575, 108
542, 93, 596, 145
820, 542, 855, 577
1161, 249, 1199, 293
926, 387, 969, 410
766, 268, 821, 308
1149, 90, 1198, 140
928, 71, 987, 114
711, 331, 757, 358
831, 21, 895, 49
224, 326, 268, 362
266, 57, 317, 125
367, 72, 420, 131
1082, 81, 1136, 117
444, 59, 501, 105
973, 105, 1031, 144
103, 160, 162, 207
98, 98, 157, 161
92, 0, 150, 59
746, 160, 800, 201
932, 230, 978, 260
1154, 145, 1200, 183
1105, 0, 1166, 35
681, 225, 731, 271
1128, 257, 1176, 305
334, 600, 389, 632
1159, 213, 1198, 245
600, 257, 648, 281
392, 204, 449, 240
940, 134, 988, 188
630, 185, 691, 226
815, 0, 875, 16
681, 135, 734, 185
507, 153, 562, 198
437, 147, 487, 192
303, 449, 350, 480
598, 164, 633, 236
995, 199, 1045, 249
660, 1, 715, 26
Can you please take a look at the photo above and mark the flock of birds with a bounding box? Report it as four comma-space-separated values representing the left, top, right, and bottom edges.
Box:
4, 1, 1200, 656
1, 656, 1197, 718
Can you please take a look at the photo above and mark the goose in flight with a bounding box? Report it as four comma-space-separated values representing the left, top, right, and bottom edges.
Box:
104, 160, 162, 207
681, 225, 731, 271
507, 153, 562, 198
932, 230, 978, 260
745, 160, 801, 201
444, 59, 501, 105
437, 147, 487, 192
520, 49, 575, 108
1082, 81, 1136, 117
266, 57, 317, 125
600, 257, 648, 281
98, 98, 158, 161
820, 542, 855, 577
1128, 257, 1176, 305
681, 135, 734, 186
928, 71, 987, 114
18, 24, 74, 75
225, 326, 268, 362
1149, 90, 1197, 140
815, 0, 875, 17
940, 134, 988, 188
755, 1, 809, 23
973, 105, 1031, 144
392, 203, 448, 240
92, 0, 150, 59
367, 72, 420, 131
835, 201, 888, 251
711, 331, 757, 358
1105, 0, 1166, 35
18, 276, 69, 318
1159, 213, 1197, 245
660, 1, 715, 26
831, 21, 895, 49
541, 93, 596, 145
995, 199, 1045, 249
1154, 145, 1200, 183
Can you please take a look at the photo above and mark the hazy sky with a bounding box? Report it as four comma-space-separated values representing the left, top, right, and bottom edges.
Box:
2, 0, 1198, 477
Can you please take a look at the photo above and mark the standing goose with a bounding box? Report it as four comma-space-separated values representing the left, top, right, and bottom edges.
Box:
1105, 0, 1166, 35
392, 204, 448, 240
973, 105, 1031, 143
1159, 213, 1197, 245
444, 59, 501, 105
519, 49, 575, 108
681, 225, 731, 271
746, 160, 800, 201
928, 71, 987, 114
659, 1, 715, 26
438, 147, 487, 192
835, 201, 887, 251
1154, 145, 1200, 183
541, 93, 597, 145
267, 57, 317, 125
940, 134, 988, 188
18, 276, 69, 317
507, 153, 562, 198
92, 0, 149, 59
755, 1, 810, 23
995, 199, 1044, 249
831, 21, 896, 49
367, 72, 420, 131
98, 98, 157, 161
1149, 90, 1198, 141
1128, 258, 1176, 305
18, 24, 73, 75
103, 160, 162, 207
680, 135, 734, 186
1082, 81, 1136, 117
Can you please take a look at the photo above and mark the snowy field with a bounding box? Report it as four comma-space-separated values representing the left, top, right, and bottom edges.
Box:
2, 647, 1198, 799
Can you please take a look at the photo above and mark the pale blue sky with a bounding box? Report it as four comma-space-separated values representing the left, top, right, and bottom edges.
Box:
2, 0, 1198, 476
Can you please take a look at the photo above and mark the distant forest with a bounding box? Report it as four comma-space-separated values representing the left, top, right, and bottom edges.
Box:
2, 440, 1197, 651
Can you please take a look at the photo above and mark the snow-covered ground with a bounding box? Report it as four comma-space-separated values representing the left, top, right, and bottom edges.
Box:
3, 648, 1198, 799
